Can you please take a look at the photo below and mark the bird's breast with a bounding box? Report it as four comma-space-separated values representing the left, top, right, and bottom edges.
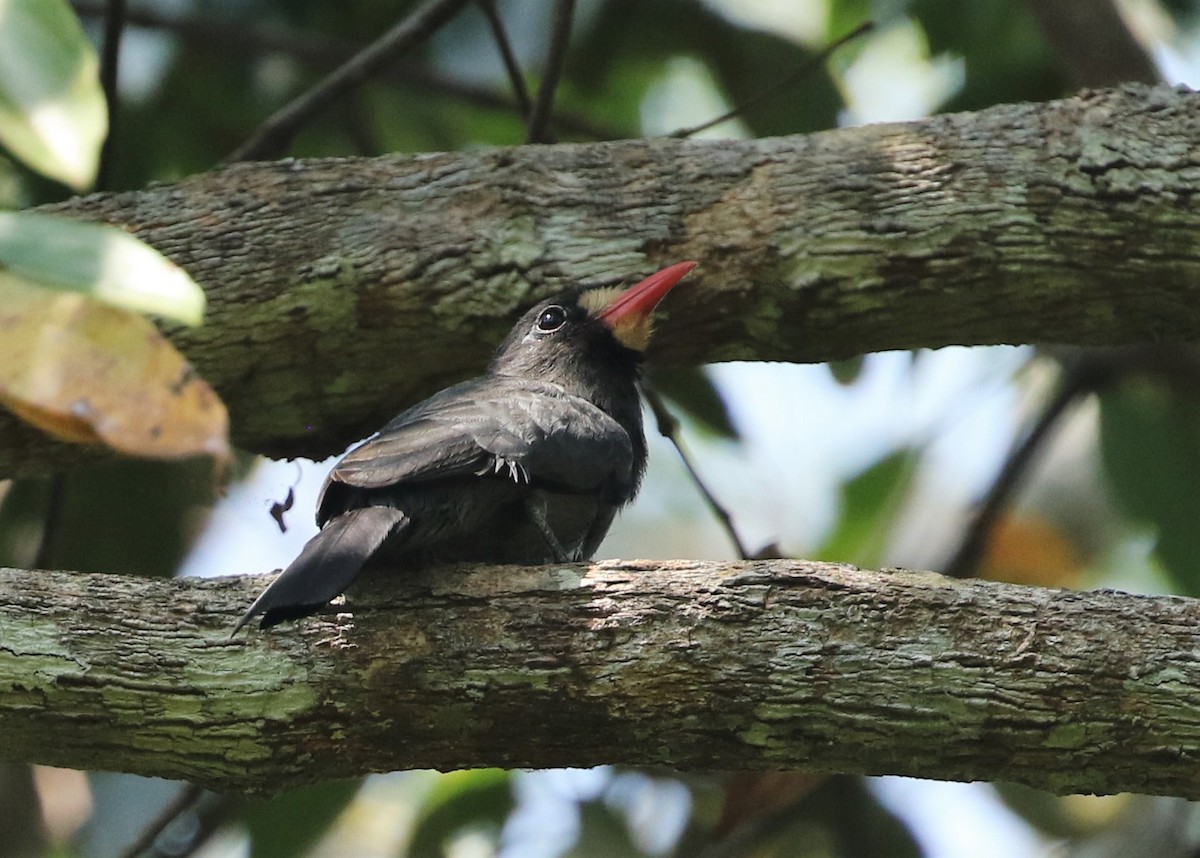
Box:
372, 478, 614, 567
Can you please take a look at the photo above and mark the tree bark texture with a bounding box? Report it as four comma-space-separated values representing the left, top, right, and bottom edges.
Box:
2, 560, 1200, 797
6, 82, 1198, 476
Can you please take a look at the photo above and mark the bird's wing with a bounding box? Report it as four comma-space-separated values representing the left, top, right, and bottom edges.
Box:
324, 382, 496, 492
325, 378, 633, 494
470, 386, 634, 491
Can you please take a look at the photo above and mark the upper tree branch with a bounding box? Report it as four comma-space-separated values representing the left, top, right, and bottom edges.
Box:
14, 82, 1200, 476
2, 560, 1199, 796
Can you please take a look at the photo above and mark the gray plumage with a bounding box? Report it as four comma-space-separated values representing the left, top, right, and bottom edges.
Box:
234, 262, 694, 632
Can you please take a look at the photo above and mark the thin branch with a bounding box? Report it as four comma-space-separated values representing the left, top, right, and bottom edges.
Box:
525, 0, 575, 143
70, 0, 625, 140
643, 385, 750, 559
95, 0, 127, 190
147, 793, 240, 858
940, 359, 1113, 578
227, 0, 474, 162
668, 21, 873, 139
116, 784, 204, 858
478, 0, 532, 120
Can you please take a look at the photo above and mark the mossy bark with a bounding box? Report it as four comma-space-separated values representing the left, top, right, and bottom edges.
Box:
4, 83, 1199, 475
2, 561, 1199, 797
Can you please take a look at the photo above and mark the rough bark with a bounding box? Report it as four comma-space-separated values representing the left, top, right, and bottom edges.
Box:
2, 560, 1200, 797
6, 82, 1200, 476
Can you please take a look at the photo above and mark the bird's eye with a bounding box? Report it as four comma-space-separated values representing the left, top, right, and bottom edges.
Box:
535, 305, 567, 333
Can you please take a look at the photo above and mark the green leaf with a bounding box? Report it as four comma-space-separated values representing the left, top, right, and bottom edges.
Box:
818, 449, 918, 566
828, 0, 877, 44
572, 0, 844, 137
244, 780, 363, 858
408, 769, 514, 858
1099, 384, 1200, 597
566, 800, 643, 858
648, 367, 740, 440
828, 356, 866, 386
0, 0, 107, 189
0, 211, 205, 325
910, 0, 1064, 112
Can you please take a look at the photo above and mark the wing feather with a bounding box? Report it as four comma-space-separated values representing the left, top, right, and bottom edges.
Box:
321, 377, 633, 503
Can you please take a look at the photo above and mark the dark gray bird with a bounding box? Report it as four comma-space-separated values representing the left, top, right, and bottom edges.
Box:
236, 261, 696, 631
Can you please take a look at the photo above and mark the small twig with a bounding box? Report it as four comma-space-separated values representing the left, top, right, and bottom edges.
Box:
146, 793, 241, 858
668, 21, 874, 139
70, 0, 625, 140
95, 0, 128, 190
642, 385, 749, 560
115, 783, 204, 858
477, 0, 532, 120
525, 0, 575, 144
941, 359, 1113, 578
227, 0, 473, 162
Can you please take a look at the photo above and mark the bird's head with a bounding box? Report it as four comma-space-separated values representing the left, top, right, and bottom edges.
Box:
490, 261, 697, 392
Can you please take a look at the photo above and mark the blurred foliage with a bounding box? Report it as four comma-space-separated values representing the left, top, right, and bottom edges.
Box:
827, 356, 865, 385
0, 2, 227, 462
976, 512, 1085, 589
817, 448, 918, 567
912, 0, 1064, 111
0, 0, 106, 189
5, 0, 1200, 857
1099, 381, 1200, 597
407, 769, 514, 857
995, 783, 1134, 840
573, 0, 844, 136
24, 458, 217, 575
647, 366, 740, 439
244, 781, 363, 858
0, 272, 227, 459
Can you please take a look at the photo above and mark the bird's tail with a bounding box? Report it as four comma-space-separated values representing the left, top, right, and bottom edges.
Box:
233, 506, 408, 634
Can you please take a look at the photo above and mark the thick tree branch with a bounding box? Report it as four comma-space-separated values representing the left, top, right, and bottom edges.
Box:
13, 83, 1200, 475
2, 561, 1199, 797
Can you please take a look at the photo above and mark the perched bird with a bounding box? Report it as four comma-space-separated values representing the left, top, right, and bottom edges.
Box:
236, 261, 696, 631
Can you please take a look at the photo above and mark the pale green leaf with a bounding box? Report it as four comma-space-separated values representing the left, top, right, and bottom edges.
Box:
0, 211, 205, 325
0, 0, 107, 189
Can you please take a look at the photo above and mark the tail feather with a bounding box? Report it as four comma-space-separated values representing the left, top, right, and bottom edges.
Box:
233, 506, 407, 634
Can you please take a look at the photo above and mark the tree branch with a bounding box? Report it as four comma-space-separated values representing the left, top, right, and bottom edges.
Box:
524, 0, 574, 144
226, 0, 474, 161
15, 82, 1200, 476
2, 561, 1200, 797
69, 0, 622, 140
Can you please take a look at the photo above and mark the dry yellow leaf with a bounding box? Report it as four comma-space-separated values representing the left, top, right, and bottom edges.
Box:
0, 274, 229, 460
979, 512, 1084, 589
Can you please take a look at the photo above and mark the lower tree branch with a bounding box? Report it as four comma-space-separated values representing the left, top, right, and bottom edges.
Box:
2, 560, 1199, 797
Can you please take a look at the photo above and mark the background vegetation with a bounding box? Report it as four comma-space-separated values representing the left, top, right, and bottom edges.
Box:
4, 0, 1200, 856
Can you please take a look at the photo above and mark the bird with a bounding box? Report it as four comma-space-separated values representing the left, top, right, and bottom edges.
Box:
235, 260, 697, 632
